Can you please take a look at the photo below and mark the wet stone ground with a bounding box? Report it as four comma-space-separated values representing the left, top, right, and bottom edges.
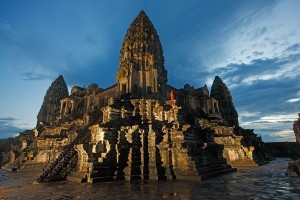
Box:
0, 158, 299, 200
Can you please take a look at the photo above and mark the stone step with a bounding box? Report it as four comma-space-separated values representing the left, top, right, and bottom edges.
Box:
193, 160, 226, 167
175, 175, 202, 181
200, 167, 237, 181
90, 170, 115, 178
206, 162, 228, 168
67, 174, 87, 183
206, 160, 227, 165
18, 163, 45, 172
233, 158, 269, 168
90, 176, 115, 183
199, 165, 230, 174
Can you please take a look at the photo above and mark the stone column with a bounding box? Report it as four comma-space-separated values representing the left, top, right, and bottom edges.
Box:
123, 127, 134, 180
64, 101, 68, 115
140, 129, 147, 179
71, 101, 74, 112
60, 101, 63, 114
148, 130, 158, 180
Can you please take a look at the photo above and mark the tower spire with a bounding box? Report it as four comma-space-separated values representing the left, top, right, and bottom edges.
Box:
116, 11, 167, 98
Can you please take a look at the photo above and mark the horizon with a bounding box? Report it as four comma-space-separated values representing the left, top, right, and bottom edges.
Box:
0, 1, 299, 142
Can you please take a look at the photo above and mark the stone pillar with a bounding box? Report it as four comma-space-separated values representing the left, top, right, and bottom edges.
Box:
74, 144, 90, 173
115, 127, 131, 180
140, 129, 145, 179
71, 101, 74, 112
123, 127, 133, 180
130, 129, 142, 180
128, 69, 131, 94
64, 101, 68, 115
148, 130, 158, 180
131, 99, 141, 118
60, 101, 63, 114
164, 149, 174, 180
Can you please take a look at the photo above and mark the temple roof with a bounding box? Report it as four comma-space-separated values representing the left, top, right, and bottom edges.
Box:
119, 10, 165, 70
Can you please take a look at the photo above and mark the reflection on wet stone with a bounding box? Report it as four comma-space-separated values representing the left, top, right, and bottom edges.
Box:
1, 158, 299, 199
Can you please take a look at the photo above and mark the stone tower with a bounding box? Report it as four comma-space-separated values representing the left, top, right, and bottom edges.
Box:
116, 11, 167, 99
37, 75, 69, 128
210, 76, 239, 127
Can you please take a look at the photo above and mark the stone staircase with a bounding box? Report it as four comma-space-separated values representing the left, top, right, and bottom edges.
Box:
38, 130, 90, 183
66, 172, 88, 183
67, 144, 116, 183
179, 146, 236, 181
197, 149, 236, 180
87, 150, 118, 183
188, 125, 235, 178
231, 153, 269, 168
37, 147, 78, 182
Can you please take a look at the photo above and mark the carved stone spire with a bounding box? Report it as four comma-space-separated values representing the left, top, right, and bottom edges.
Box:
210, 76, 239, 127
37, 75, 69, 128
116, 10, 167, 98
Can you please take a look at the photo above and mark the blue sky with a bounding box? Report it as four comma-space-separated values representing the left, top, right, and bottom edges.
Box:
0, 0, 299, 142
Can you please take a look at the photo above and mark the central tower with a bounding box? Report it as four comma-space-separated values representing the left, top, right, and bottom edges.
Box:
116, 11, 168, 99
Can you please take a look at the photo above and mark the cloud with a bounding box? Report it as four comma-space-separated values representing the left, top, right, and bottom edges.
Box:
255, 114, 297, 123
0, 18, 10, 30
0, 117, 25, 138
210, 50, 300, 89
285, 43, 300, 52
252, 51, 263, 56
285, 90, 300, 103
0, 117, 17, 121
286, 98, 300, 103
21, 72, 51, 81
251, 26, 268, 40
207, 1, 300, 71
238, 113, 298, 142
262, 130, 295, 142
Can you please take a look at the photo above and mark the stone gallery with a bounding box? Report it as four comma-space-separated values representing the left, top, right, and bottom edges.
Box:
3, 11, 271, 183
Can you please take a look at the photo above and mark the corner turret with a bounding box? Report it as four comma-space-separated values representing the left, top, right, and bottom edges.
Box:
210, 76, 239, 127
37, 75, 69, 129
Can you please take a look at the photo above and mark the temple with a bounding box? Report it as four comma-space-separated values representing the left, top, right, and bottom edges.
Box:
2, 11, 272, 183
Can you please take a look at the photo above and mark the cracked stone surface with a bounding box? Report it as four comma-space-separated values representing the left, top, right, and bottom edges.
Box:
0, 158, 299, 199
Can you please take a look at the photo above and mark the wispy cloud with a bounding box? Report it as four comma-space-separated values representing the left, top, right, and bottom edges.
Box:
285, 43, 300, 52
0, 117, 25, 138
209, 49, 300, 89
0, 117, 17, 121
207, 1, 300, 72
239, 113, 297, 142
286, 90, 300, 103
0, 18, 10, 30
255, 114, 297, 123
286, 98, 300, 103
21, 72, 51, 81
262, 130, 296, 142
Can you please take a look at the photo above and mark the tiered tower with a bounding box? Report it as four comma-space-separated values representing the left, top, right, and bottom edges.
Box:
37, 75, 69, 128
116, 11, 167, 99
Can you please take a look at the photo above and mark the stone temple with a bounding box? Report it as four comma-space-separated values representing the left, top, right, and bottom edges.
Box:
3, 11, 272, 183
